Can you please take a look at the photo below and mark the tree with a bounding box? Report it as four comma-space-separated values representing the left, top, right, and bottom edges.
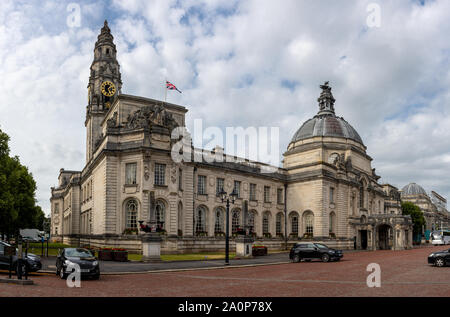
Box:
401, 201, 426, 238
0, 128, 44, 241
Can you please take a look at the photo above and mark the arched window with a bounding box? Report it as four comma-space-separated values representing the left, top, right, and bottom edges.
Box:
276, 213, 283, 236
155, 201, 165, 229
303, 211, 314, 236
291, 215, 299, 235
195, 206, 207, 234
329, 212, 336, 235
232, 210, 240, 233
263, 212, 270, 235
247, 211, 256, 234
125, 200, 138, 229
214, 208, 224, 233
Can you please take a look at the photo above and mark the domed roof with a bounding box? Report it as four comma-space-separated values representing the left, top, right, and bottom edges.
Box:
290, 82, 364, 146
291, 115, 364, 145
401, 183, 427, 196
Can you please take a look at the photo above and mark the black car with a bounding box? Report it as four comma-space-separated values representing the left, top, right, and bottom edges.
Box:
56, 248, 100, 280
428, 249, 450, 267
289, 242, 343, 263
0, 241, 42, 273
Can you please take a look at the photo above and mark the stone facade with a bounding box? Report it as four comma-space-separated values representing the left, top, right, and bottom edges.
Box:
50, 22, 415, 253
400, 183, 450, 236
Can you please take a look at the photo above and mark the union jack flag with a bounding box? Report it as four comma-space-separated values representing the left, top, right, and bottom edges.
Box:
166, 81, 182, 93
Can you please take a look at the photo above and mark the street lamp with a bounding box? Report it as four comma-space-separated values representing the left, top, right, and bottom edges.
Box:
219, 188, 238, 265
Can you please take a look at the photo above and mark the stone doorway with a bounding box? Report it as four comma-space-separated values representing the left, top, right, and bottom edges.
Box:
360, 230, 368, 250
378, 224, 391, 250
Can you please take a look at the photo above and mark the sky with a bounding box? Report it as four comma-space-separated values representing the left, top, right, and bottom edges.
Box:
1, 0, 450, 216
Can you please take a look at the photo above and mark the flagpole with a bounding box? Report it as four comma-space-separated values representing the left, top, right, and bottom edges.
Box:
164, 78, 167, 103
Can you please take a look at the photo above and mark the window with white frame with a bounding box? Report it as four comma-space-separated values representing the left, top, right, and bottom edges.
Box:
195, 206, 206, 233
276, 213, 282, 235
304, 211, 314, 235
250, 183, 257, 201
232, 210, 240, 233
154, 163, 166, 186
291, 215, 299, 235
198, 175, 206, 195
216, 178, 224, 196
125, 200, 138, 229
263, 212, 269, 234
126, 163, 137, 185
247, 212, 255, 234
234, 181, 241, 198
264, 186, 271, 203
156, 201, 165, 229
214, 208, 224, 233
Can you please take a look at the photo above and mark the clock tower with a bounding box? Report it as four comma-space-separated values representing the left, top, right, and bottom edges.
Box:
85, 20, 122, 162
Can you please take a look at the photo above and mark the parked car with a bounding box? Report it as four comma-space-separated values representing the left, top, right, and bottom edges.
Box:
56, 248, 100, 280
428, 248, 450, 267
0, 241, 42, 273
289, 242, 343, 263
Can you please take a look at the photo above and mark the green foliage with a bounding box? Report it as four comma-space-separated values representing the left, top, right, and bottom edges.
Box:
0, 128, 43, 240
401, 201, 426, 234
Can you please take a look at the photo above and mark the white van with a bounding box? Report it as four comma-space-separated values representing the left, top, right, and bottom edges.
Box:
431, 230, 450, 245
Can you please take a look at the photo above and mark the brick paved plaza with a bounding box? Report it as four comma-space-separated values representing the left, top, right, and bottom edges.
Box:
1, 247, 449, 297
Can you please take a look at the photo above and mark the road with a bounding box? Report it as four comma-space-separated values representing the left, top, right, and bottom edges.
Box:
0, 246, 448, 297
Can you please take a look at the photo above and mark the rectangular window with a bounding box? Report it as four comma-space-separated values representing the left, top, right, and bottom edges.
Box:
54, 203, 59, 214
234, 181, 241, 198
330, 187, 334, 203
277, 188, 283, 204
264, 186, 270, 203
250, 183, 257, 201
216, 178, 224, 196
126, 163, 137, 185
198, 175, 206, 195
178, 169, 183, 190
154, 163, 166, 186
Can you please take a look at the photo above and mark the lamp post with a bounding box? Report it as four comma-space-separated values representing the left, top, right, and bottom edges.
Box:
219, 189, 238, 265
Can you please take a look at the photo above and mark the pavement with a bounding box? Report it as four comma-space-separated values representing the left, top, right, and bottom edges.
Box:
0, 245, 448, 297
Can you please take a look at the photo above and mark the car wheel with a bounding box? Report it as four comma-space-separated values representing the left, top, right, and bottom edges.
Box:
293, 254, 301, 263
435, 257, 445, 267
321, 254, 330, 263
92, 274, 100, 280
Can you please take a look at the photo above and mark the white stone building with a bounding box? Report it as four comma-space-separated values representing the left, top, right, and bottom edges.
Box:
50, 21, 413, 253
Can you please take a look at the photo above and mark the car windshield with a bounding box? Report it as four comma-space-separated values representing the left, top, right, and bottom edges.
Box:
314, 244, 329, 249
65, 248, 93, 258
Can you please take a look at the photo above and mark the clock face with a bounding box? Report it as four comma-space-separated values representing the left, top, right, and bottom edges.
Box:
101, 81, 116, 97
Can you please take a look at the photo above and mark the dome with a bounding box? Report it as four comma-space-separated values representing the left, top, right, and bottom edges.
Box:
290, 115, 364, 145
289, 82, 364, 146
401, 183, 427, 197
